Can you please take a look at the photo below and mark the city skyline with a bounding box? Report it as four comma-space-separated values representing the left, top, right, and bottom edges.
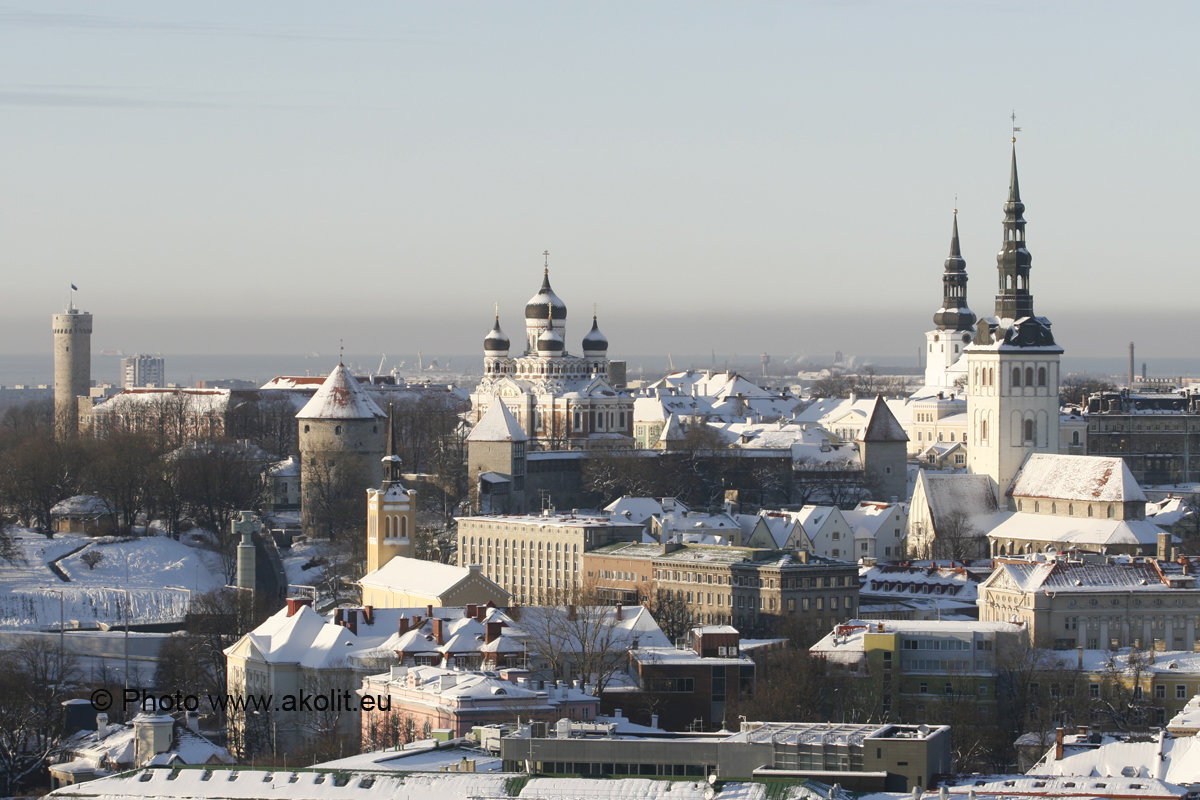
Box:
1, 2, 1197, 360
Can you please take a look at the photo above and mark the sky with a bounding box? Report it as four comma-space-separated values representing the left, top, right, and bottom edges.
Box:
1, 1, 1198, 367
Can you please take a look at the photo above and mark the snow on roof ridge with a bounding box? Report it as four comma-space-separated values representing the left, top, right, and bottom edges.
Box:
467, 399, 528, 442
296, 363, 385, 420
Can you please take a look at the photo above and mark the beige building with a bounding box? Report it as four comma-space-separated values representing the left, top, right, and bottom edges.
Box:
456, 513, 642, 604
977, 557, 1200, 650
586, 540, 859, 635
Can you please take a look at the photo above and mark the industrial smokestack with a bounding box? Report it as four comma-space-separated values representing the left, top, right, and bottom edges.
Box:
1130, 342, 1135, 388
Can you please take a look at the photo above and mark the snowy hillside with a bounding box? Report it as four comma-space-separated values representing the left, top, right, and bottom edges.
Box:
0, 529, 226, 629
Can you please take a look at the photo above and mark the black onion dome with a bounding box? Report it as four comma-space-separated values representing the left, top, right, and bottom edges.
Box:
525, 269, 567, 321
537, 327, 564, 353
484, 316, 510, 354
582, 315, 608, 355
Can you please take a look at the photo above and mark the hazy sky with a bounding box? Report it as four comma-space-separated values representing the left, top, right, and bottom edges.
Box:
2, 1, 1197, 365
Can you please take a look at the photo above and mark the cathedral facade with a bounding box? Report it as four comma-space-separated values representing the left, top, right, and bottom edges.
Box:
469, 266, 632, 450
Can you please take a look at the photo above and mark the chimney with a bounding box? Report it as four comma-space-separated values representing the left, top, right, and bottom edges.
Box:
286, 597, 312, 617
466, 604, 478, 619
334, 608, 344, 624
1158, 532, 1170, 561
344, 611, 358, 636
567, 604, 577, 621
1055, 726, 1065, 761
477, 605, 488, 621
1077, 646, 1084, 669
433, 618, 445, 645
96, 712, 109, 739
398, 616, 410, 635
363, 605, 374, 626
486, 621, 503, 644
615, 605, 623, 621
427, 604, 435, 619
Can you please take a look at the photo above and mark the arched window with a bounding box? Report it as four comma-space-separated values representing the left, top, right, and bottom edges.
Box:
1072, 431, 1080, 445
400, 517, 409, 537
1088, 505, 1094, 518
1024, 418, 1035, 442
1012, 368, 1021, 387
981, 418, 988, 442
1038, 367, 1047, 386
989, 368, 995, 385
1107, 505, 1114, 519
1025, 367, 1034, 386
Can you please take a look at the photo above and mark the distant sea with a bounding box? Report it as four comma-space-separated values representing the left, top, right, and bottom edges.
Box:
3, 352, 1199, 390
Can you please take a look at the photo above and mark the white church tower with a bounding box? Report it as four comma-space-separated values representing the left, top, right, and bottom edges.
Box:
966, 141, 1063, 504
920, 211, 976, 394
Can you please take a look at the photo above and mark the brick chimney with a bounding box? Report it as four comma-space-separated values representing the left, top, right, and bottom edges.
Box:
427, 604, 434, 619
486, 621, 503, 644
567, 604, 576, 621
363, 605, 374, 626
398, 616, 410, 635
1055, 727, 1064, 761
344, 611, 358, 636
465, 604, 478, 619
615, 605, 623, 621
433, 618, 445, 645
286, 597, 312, 617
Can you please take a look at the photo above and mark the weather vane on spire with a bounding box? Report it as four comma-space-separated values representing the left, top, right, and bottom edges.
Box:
1010, 110, 1021, 143
543, 250, 550, 272
954, 193, 958, 215
494, 301, 500, 318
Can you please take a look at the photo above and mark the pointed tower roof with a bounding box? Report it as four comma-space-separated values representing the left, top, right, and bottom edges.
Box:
483, 312, 510, 355
296, 363, 385, 420
467, 400, 528, 443
859, 395, 909, 443
382, 402, 403, 483
932, 210, 976, 332
582, 313, 609, 357
657, 412, 688, 447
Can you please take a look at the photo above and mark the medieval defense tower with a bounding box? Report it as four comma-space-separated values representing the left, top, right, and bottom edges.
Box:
52, 296, 92, 438
297, 363, 386, 539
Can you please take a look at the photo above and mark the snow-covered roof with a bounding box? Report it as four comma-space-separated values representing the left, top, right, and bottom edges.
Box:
1032, 727, 1200, 787
467, 400, 528, 442
810, 618, 1024, 666
1009, 454, 1147, 503
860, 395, 909, 443
359, 558, 501, 601
296, 363, 386, 420
859, 563, 978, 602
987, 512, 1165, 548
985, 558, 1184, 594
51, 495, 114, 516
916, 472, 1000, 530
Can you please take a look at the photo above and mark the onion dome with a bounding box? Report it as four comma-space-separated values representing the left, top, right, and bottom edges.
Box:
582, 314, 608, 357
525, 268, 567, 321
537, 326, 564, 356
483, 314, 510, 355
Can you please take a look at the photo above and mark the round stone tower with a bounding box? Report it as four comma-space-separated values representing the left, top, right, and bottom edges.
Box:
52, 302, 92, 438
297, 363, 386, 538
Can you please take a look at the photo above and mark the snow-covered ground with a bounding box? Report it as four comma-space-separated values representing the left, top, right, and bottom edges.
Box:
279, 536, 332, 592
0, 529, 226, 629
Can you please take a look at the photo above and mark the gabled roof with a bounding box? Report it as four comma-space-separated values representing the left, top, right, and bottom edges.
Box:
467, 400, 528, 442
296, 363, 385, 420
359, 557, 506, 602
859, 395, 909, 443
1008, 454, 1147, 503
657, 412, 687, 444
916, 472, 998, 530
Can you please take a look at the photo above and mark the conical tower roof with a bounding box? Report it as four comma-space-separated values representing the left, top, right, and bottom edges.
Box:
467, 400, 528, 443
296, 363, 385, 420
859, 395, 908, 443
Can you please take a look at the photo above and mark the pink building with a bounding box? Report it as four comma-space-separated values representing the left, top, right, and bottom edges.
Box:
360, 666, 599, 748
